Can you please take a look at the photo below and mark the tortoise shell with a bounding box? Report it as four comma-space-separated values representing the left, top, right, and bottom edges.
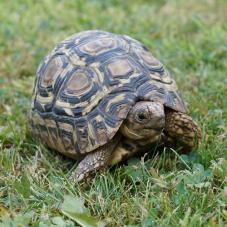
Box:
30, 30, 186, 157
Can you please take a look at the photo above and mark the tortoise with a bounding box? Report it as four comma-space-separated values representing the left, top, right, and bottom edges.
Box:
30, 30, 201, 182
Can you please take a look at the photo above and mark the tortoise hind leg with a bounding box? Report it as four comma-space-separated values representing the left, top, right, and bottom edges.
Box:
164, 110, 202, 153
75, 135, 120, 182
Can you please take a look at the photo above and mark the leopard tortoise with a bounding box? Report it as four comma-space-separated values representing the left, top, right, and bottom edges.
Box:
30, 30, 201, 182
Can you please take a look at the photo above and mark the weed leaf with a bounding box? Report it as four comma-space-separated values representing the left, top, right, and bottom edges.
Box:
61, 195, 105, 227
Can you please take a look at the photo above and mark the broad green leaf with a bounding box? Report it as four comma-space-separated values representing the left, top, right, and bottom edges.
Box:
51, 216, 75, 227
61, 195, 105, 227
176, 182, 186, 194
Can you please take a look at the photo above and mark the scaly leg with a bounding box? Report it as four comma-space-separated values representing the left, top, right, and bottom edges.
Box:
164, 110, 202, 153
75, 135, 120, 182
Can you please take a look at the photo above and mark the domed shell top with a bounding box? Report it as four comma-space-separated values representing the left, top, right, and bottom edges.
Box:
30, 30, 186, 157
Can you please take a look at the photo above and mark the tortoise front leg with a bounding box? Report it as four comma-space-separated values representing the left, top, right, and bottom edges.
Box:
164, 110, 202, 153
75, 135, 120, 182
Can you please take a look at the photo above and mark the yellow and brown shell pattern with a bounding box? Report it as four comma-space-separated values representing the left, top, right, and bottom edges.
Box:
30, 30, 187, 158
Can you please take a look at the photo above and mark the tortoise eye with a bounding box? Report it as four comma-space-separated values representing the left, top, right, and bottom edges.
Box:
136, 112, 149, 122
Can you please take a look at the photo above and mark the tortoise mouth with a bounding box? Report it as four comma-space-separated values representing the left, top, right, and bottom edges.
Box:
144, 125, 164, 130
143, 117, 165, 130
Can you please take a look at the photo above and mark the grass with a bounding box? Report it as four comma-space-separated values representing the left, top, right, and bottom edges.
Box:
0, 0, 226, 226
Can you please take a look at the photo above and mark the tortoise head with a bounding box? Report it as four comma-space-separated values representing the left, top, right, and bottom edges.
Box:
120, 101, 165, 140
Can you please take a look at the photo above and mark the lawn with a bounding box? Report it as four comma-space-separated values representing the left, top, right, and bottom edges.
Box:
0, 0, 226, 226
